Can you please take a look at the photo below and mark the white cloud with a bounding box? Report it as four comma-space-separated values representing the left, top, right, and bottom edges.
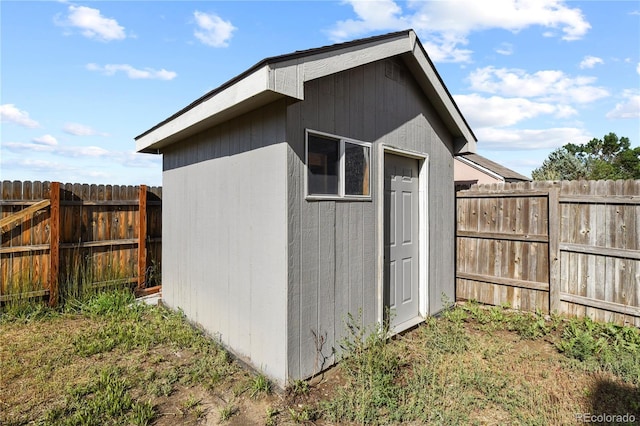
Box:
606, 90, 640, 119
33, 134, 58, 146
70, 146, 110, 157
579, 55, 603, 69
468, 66, 609, 103
421, 33, 473, 63
327, 0, 405, 40
328, 0, 590, 62
7, 159, 75, 172
0, 104, 40, 128
3, 141, 54, 152
2, 139, 160, 169
495, 42, 514, 56
63, 122, 108, 136
57, 5, 126, 42
1, 145, 161, 184
86, 63, 177, 80
475, 127, 592, 150
637, 62, 640, 75
455, 94, 576, 128
193, 11, 236, 47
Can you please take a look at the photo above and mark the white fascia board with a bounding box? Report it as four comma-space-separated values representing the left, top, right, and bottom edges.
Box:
268, 33, 412, 101
408, 36, 476, 148
455, 156, 505, 181
136, 30, 477, 154
303, 36, 412, 81
136, 65, 273, 152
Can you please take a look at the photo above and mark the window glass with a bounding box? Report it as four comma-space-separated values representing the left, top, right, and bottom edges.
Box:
345, 142, 370, 196
307, 134, 340, 195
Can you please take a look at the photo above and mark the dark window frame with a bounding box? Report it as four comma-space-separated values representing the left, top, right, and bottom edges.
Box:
305, 129, 372, 200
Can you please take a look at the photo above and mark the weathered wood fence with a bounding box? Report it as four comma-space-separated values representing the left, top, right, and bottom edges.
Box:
1, 181, 162, 306
456, 180, 640, 327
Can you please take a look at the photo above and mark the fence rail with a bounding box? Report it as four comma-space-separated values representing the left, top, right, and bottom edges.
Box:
1, 181, 162, 305
456, 179, 640, 327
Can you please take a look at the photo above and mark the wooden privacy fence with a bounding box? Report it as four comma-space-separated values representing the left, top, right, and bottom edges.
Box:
1, 181, 162, 306
456, 180, 640, 327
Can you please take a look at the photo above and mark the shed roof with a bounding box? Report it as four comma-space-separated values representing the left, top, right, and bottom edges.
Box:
135, 29, 477, 154
455, 153, 531, 182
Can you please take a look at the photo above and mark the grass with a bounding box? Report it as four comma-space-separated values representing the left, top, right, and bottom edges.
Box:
1, 290, 243, 425
318, 301, 639, 425
1, 294, 639, 425
249, 372, 271, 398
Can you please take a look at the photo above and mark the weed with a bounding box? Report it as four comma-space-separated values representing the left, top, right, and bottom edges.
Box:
130, 400, 155, 426
510, 311, 551, 339
0, 299, 54, 323
60, 248, 132, 304
290, 379, 310, 395
145, 259, 162, 287
288, 405, 318, 423
265, 406, 279, 425
193, 405, 206, 419
148, 380, 173, 397
556, 317, 640, 384
181, 394, 201, 410
322, 312, 401, 423
250, 373, 271, 398
442, 303, 468, 324
422, 316, 469, 354
41, 367, 138, 425
219, 403, 237, 422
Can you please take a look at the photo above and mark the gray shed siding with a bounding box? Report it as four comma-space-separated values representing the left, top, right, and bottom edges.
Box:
162, 100, 289, 384
286, 57, 456, 380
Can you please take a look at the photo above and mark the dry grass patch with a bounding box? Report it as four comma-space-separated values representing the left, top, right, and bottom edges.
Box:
1, 295, 638, 425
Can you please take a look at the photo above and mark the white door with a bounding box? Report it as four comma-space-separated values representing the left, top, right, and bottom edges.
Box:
384, 153, 420, 328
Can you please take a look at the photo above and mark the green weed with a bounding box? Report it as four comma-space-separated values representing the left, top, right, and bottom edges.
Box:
219, 403, 237, 422
41, 367, 145, 425
288, 405, 318, 423
265, 406, 279, 426
250, 372, 272, 398
130, 400, 155, 426
289, 379, 310, 395
557, 317, 640, 383
509, 311, 551, 339
181, 394, 201, 410
422, 316, 469, 354
321, 312, 401, 424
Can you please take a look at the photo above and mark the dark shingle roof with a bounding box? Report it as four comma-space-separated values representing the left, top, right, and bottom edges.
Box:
135, 29, 475, 144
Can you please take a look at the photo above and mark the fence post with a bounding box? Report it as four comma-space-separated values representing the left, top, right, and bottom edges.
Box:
49, 182, 60, 307
548, 187, 561, 314
137, 185, 147, 290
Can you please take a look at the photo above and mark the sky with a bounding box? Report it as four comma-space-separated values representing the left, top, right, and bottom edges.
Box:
1, 0, 639, 186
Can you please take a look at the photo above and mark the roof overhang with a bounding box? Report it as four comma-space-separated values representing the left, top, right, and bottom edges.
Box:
455, 155, 505, 181
135, 30, 477, 154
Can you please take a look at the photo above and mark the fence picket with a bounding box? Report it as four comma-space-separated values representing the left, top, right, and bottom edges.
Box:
0, 181, 162, 304
456, 179, 640, 327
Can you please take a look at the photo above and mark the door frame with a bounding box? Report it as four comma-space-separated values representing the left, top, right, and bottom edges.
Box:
376, 144, 429, 331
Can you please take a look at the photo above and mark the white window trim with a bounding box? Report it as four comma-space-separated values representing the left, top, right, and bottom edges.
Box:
305, 129, 372, 201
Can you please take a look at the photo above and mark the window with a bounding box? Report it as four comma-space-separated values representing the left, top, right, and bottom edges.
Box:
306, 130, 371, 199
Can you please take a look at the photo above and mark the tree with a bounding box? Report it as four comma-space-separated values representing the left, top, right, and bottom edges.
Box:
533, 133, 640, 181
531, 147, 587, 180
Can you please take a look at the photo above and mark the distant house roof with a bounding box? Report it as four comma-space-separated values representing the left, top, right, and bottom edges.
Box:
456, 153, 530, 182
135, 29, 477, 154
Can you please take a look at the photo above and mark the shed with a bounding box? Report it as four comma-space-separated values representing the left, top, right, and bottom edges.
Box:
455, 152, 531, 190
135, 29, 477, 387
